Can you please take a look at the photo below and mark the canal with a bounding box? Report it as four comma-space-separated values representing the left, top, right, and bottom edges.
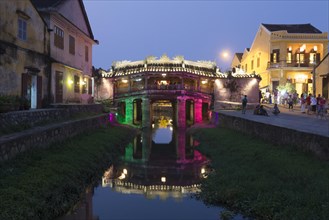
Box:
59, 115, 245, 220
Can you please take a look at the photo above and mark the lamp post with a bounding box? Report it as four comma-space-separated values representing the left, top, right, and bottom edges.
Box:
312, 53, 316, 96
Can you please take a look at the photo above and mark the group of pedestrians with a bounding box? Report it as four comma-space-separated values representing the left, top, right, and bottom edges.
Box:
300, 93, 327, 117
241, 92, 328, 119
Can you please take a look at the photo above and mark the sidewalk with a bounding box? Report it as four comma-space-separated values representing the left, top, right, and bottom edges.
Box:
216, 103, 329, 137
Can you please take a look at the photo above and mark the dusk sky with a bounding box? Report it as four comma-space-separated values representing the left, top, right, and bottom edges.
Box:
84, 0, 329, 72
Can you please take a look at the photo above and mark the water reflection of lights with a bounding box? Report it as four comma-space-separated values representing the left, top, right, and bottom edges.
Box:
101, 126, 213, 200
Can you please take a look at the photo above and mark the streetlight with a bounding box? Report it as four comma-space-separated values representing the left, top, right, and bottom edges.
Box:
312, 53, 316, 96
220, 50, 231, 72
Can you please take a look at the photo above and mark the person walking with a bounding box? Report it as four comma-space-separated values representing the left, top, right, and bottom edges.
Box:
242, 95, 248, 114
300, 93, 306, 113
287, 95, 294, 111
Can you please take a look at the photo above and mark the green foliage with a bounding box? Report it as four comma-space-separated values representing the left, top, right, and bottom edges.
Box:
0, 125, 136, 220
277, 83, 295, 94
193, 127, 329, 220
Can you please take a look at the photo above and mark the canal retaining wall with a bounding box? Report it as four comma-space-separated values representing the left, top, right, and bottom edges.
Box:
213, 112, 329, 160
0, 109, 108, 162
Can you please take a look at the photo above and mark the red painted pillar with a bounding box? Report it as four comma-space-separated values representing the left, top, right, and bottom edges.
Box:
194, 98, 202, 123
177, 97, 186, 128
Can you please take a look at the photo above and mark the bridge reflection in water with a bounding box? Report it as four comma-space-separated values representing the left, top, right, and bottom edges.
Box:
87, 109, 224, 220
102, 115, 212, 201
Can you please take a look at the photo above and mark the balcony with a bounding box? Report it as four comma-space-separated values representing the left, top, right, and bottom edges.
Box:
267, 60, 316, 69
115, 83, 213, 99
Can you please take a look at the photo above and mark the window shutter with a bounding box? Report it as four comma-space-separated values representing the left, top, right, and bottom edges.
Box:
88, 78, 92, 94
277, 53, 280, 62
21, 73, 28, 97
37, 76, 42, 108
270, 53, 273, 62
305, 53, 310, 64
316, 53, 321, 63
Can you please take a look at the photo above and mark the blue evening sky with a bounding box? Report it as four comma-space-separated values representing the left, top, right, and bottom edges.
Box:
84, 0, 329, 72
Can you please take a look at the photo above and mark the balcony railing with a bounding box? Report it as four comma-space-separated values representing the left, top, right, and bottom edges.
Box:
115, 84, 213, 95
267, 60, 316, 69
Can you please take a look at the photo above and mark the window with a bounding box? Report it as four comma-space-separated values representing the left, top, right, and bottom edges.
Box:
69, 35, 75, 55
271, 49, 280, 63
257, 57, 260, 68
74, 75, 80, 93
296, 53, 305, 64
54, 26, 64, 49
18, 18, 27, 40
245, 64, 248, 72
82, 78, 87, 94
85, 45, 89, 62
251, 60, 254, 70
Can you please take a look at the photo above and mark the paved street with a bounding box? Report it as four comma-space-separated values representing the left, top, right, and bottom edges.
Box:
216, 103, 329, 137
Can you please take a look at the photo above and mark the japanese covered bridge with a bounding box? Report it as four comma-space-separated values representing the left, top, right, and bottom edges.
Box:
102, 55, 227, 128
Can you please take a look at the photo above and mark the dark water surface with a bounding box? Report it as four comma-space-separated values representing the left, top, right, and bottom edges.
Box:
59, 117, 245, 220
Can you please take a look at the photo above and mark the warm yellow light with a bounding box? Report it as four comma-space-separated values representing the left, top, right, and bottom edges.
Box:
222, 51, 229, 58
314, 46, 317, 52
201, 168, 206, 174
123, 168, 128, 175
161, 177, 166, 183
161, 73, 167, 77
201, 80, 207, 84
68, 79, 73, 85
288, 46, 292, 51
118, 173, 126, 180
122, 79, 128, 83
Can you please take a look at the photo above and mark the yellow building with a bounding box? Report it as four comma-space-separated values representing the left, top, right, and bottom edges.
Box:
0, 0, 49, 109
232, 24, 328, 96
315, 53, 329, 99
32, 0, 98, 104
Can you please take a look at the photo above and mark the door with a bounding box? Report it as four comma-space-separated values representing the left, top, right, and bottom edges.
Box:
55, 71, 63, 103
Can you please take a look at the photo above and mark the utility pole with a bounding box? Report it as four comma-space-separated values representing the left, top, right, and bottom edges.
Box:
312, 54, 316, 96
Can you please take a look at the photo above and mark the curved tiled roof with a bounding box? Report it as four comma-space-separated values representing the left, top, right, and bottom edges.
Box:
109, 57, 222, 78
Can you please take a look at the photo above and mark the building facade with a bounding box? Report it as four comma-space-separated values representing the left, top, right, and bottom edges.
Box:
231, 24, 328, 96
315, 53, 329, 99
32, 0, 98, 104
0, 0, 49, 109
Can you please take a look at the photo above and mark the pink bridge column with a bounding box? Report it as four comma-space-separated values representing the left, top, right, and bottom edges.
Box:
194, 98, 202, 124
176, 97, 186, 128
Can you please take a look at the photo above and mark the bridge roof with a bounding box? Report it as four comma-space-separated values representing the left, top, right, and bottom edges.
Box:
105, 55, 227, 78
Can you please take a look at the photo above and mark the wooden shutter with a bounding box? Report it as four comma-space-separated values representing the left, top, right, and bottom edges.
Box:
316, 53, 321, 63
21, 73, 28, 97
37, 75, 42, 108
88, 78, 92, 94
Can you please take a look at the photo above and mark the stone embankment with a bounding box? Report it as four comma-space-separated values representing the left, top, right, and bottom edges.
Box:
212, 107, 329, 160
0, 104, 107, 162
